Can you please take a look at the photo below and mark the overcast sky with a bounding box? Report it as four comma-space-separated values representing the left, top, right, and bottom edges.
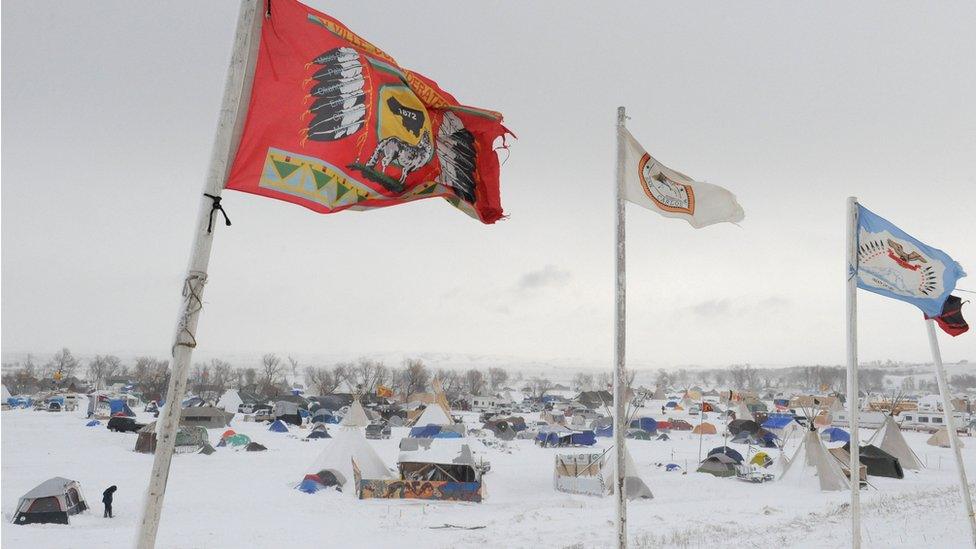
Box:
3, 1, 975, 369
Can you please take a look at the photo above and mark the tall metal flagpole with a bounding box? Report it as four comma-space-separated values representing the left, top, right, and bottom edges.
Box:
845, 196, 862, 549
925, 319, 976, 545
613, 106, 628, 549
136, 1, 262, 547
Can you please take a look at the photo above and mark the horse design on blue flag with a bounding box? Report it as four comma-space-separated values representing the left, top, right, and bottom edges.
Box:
856, 204, 966, 316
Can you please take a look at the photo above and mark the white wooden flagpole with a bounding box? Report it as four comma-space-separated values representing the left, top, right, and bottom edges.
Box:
136, 1, 262, 547
925, 318, 976, 545
613, 106, 628, 549
845, 196, 862, 549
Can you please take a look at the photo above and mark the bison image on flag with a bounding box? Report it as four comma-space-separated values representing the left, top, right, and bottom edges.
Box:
856, 204, 966, 317
225, 0, 510, 224
622, 129, 744, 228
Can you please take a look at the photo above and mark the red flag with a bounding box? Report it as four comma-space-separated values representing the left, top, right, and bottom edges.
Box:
225, 0, 510, 223
925, 295, 970, 337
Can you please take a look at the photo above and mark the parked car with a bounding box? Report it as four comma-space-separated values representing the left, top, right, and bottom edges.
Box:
107, 416, 146, 433
253, 409, 274, 422
365, 423, 392, 440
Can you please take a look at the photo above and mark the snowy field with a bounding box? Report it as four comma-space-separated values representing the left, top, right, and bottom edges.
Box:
3, 408, 975, 548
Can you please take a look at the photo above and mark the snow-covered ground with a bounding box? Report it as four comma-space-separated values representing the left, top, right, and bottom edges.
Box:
2, 408, 974, 548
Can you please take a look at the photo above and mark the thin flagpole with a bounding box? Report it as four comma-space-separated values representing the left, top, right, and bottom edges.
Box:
136, 2, 263, 547
925, 319, 976, 545
613, 105, 628, 549
845, 196, 862, 549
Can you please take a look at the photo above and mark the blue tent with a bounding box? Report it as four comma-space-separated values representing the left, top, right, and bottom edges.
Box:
665, 463, 681, 472
761, 415, 795, 430
109, 399, 135, 417
630, 417, 658, 433
707, 446, 744, 464
306, 430, 331, 439
298, 478, 324, 494
298, 409, 311, 419
49, 396, 65, 406
85, 420, 101, 427
269, 419, 289, 432
570, 430, 597, 446
595, 425, 613, 438
665, 401, 678, 408
410, 425, 442, 438
8, 397, 31, 408
821, 427, 850, 443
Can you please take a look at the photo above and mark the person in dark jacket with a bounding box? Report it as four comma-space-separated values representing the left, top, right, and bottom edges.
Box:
102, 485, 117, 518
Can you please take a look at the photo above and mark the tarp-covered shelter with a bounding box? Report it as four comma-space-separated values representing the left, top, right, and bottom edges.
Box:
409, 424, 465, 439
554, 448, 652, 500
180, 405, 233, 429
269, 419, 289, 432
274, 400, 302, 426
11, 477, 88, 525
868, 415, 922, 470
843, 442, 903, 479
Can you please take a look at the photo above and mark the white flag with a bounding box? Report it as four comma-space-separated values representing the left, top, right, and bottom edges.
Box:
623, 129, 744, 228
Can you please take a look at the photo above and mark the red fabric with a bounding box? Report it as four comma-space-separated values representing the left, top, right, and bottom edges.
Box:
225, 0, 509, 224
925, 295, 970, 337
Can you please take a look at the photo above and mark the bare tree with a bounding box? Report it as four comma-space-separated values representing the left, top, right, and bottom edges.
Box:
572, 372, 594, 392
434, 369, 464, 401
596, 372, 612, 391
133, 357, 170, 402
529, 376, 553, 399
46, 347, 80, 380
242, 368, 257, 390
259, 353, 283, 397
287, 356, 301, 383
304, 365, 344, 396
401, 358, 430, 397
463, 369, 486, 395
353, 357, 386, 393
86, 355, 122, 389
210, 359, 233, 397
488, 367, 509, 392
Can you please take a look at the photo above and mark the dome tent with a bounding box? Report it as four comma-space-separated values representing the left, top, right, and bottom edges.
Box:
269, 419, 289, 433
12, 477, 89, 525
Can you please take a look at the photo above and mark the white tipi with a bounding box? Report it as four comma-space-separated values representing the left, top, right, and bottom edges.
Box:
779, 428, 850, 491
305, 428, 392, 489
340, 399, 370, 427
868, 415, 923, 470
415, 402, 452, 426
606, 446, 653, 500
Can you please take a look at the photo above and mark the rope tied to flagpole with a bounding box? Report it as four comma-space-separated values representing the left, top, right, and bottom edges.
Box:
173, 271, 207, 355
203, 193, 232, 233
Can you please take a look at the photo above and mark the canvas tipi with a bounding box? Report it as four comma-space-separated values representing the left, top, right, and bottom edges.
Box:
779, 427, 850, 491
217, 389, 243, 413
927, 427, 963, 449
340, 399, 370, 427
414, 402, 452, 426
868, 415, 923, 470
735, 401, 754, 422
305, 428, 392, 490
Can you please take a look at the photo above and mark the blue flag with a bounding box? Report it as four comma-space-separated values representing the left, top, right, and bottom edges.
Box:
856, 204, 966, 317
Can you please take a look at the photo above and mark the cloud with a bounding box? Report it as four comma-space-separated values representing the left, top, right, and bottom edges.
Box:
515, 265, 572, 292
681, 296, 792, 318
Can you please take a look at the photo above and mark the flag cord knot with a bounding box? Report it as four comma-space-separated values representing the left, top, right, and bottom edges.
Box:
204, 193, 231, 233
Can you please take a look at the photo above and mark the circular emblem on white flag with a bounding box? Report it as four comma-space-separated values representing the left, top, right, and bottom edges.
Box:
638, 154, 695, 215
858, 230, 943, 298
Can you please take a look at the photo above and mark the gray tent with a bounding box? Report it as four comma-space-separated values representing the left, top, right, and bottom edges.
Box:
697, 454, 737, 477
12, 477, 89, 525
180, 406, 233, 429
